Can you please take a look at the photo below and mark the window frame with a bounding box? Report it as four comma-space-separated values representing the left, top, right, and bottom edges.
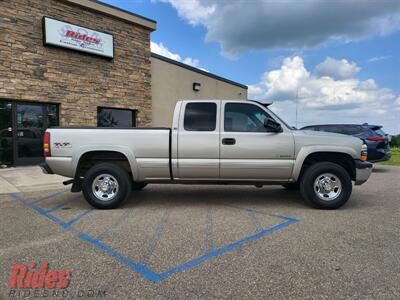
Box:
183, 102, 217, 132
97, 106, 137, 128
223, 102, 276, 133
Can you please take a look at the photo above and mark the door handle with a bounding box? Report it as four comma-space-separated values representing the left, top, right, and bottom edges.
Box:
222, 138, 236, 145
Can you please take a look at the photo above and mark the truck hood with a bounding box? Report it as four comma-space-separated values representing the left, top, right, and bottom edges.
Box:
292, 130, 363, 159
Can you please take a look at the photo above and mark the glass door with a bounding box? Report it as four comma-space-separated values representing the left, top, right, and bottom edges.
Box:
0, 101, 13, 165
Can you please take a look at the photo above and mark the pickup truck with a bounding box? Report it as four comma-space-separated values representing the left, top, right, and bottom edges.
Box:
41, 100, 372, 210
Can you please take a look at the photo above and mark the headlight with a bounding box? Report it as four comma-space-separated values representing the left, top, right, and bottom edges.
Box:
360, 143, 368, 161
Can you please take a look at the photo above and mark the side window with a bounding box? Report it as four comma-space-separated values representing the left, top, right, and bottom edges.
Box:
184, 103, 217, 131
224, 103, 272, 132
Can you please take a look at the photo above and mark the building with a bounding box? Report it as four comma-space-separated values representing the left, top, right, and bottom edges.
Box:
0, 0, 247, 166
151, 53, 247, 127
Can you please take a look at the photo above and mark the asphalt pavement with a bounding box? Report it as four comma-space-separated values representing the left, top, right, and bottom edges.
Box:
0, 165, 399, 299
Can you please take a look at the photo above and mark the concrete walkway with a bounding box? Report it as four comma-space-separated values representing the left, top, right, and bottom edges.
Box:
0, 166, 67, 194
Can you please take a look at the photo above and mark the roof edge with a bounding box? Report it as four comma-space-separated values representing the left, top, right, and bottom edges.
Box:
151, 53, 248, 90
60, 0, 157, 31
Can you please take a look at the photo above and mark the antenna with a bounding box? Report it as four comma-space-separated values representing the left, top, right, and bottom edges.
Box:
295, 87, 299, 128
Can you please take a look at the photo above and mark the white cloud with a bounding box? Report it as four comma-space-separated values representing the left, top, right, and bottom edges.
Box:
158, 0, 400, 57
150, 41, 207, 71
315, 57, 360, 80
368, 55, 392, 63
249, 56, 400, 133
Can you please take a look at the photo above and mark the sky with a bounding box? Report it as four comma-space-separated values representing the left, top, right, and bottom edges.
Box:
102, 0, 400, 134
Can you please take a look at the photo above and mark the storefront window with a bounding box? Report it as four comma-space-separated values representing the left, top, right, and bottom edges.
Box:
97, 107, 136, 128
0, 100, 59, 165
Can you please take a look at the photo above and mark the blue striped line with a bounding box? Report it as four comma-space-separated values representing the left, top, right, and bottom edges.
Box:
246, 209, 262, 232
158, 216, 298, 281
63, 209, 92, 229
205, 206, 214, 251
45, 196, 78, 213
141, 209, 170, 264
96, 209, 132, 241
31, 189, 69, 204
10, 193, 299, 282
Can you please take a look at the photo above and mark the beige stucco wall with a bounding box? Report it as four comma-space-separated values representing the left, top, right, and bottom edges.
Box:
151, 56, 248, 127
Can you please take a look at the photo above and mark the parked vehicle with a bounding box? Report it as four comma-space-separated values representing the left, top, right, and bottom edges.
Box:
41, 100, 372, 210
300, 124, 391, 162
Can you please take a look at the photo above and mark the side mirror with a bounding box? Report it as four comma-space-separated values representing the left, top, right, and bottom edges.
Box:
264, 118, 282, 132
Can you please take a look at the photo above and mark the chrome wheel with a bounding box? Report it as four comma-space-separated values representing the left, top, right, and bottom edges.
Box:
92, 174, 119, 201
313, 173, 342, 201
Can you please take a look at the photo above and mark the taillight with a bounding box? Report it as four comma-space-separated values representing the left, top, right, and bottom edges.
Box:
367, 137, 385, 141
43, 132, 51, 157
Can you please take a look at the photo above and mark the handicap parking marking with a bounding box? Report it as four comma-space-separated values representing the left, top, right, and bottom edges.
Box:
10, 192, 299, 282
29, 188, 70, 204
141, 208, 171, 265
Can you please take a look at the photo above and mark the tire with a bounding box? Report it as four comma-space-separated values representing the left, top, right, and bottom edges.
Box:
132, 182, 147, 191
82, 163, 132, 209
300, 162, 352, 209
282, 183, 299, 190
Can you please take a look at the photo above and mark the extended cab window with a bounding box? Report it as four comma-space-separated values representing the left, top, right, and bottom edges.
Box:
184, 103, 217, 131
225, 103, 272, 132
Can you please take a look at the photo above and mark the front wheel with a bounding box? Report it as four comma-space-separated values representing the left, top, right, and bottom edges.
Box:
300, 162, 352, 209
82, 163, 132, 209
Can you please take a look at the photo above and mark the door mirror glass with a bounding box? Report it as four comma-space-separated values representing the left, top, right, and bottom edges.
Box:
264, 118, 282, 132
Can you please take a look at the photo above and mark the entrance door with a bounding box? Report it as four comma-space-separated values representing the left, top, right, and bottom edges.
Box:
15, 103, 47, 165
0, 101, 13, 165
0, 100, 59, 166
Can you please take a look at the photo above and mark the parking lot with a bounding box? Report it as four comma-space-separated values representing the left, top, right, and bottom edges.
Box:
0, 165, 399, 299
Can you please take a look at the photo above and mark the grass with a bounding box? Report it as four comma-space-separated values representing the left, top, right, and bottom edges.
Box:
377, 147, 400, 166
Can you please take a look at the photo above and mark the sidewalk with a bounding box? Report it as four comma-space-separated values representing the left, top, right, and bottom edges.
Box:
0, 166, 67, 194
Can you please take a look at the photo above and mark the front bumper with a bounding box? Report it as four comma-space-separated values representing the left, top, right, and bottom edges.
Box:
354, 160, 373, 185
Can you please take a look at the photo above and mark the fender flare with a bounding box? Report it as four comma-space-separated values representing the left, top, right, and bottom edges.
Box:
292, 145, 358, 181
72, 145, 139, 180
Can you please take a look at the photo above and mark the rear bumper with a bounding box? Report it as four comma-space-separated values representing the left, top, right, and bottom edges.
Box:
369, 151, 391, 163
354, 160, 373, 185
40, 163, 54, 175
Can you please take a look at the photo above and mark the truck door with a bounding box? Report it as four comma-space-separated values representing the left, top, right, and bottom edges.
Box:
220, 101, 294, 180
177, 101, 220, 179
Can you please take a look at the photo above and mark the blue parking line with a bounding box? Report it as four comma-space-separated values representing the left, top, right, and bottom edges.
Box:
96, 209, 132, 241
79, 232, 161, 282
246, 209, 262, 232
158, 216, 298, 281
205, 206, 214, 251
31, 189, 69, 204
11, 193, 299, 282
46, 196, 78, 213
141, 209, 170, 265
63, 209, 93, 229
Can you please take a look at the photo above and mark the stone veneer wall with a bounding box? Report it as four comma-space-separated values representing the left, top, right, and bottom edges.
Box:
0, 0, 152, 126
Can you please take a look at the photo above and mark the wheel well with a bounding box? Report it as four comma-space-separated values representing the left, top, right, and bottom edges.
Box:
76, 151, 132, 178
299, 152, 355, 181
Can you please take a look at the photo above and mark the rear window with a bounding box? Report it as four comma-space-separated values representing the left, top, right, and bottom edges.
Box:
184, 103, 217, 131
320, 125, 363, 135
373, 129, 385, 136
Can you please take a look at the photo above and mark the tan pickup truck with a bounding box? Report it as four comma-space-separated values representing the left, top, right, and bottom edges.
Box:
41, 100, 372, 209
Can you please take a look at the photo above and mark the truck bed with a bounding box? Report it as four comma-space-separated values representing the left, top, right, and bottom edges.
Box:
46, 127, 171, 179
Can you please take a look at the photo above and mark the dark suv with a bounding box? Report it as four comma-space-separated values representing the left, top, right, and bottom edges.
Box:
300, 124, 391, 162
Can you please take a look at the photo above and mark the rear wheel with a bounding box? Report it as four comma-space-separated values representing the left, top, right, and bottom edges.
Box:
300, 162, 352, 209
82, 163, 131, 209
